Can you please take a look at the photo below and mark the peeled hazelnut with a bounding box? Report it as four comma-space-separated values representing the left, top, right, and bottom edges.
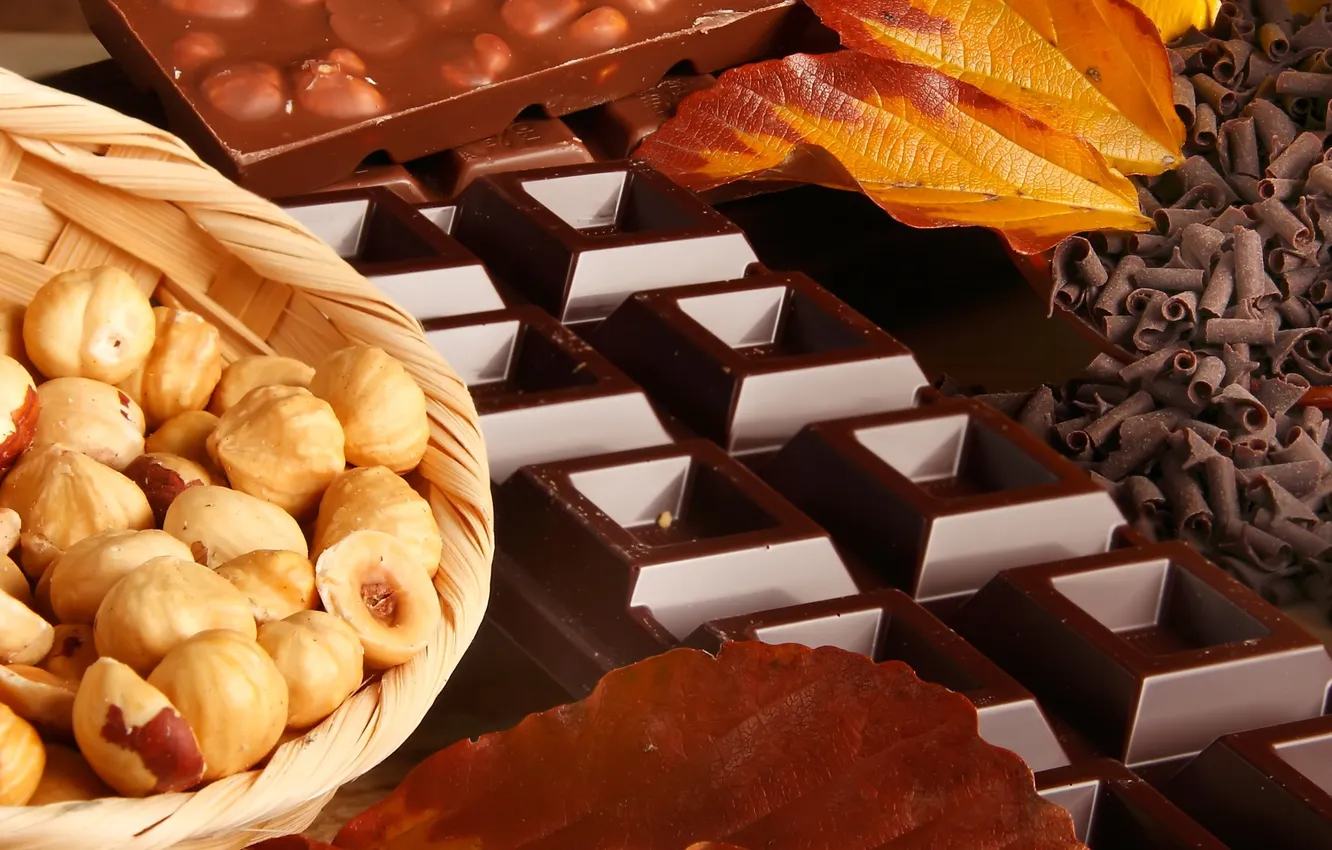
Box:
148, 629, 288, 781
0, 703, 44, 805
499, 0, 582, 36
167, 0, 258, 17
124, 453, 212, 525
118, 307, 223, 428
43, 624, 99, 681
33, 377, 146, 470
316, 530, 441, 669
23, 267, 156, 384
200, 62, 285, 122
216, 550, 317, 624
93, 556, 256, 674
0, 592, 53, 666
32, 564, 55, 623
208, 385, 345, 519
310, 346, 428, 472
72, 657, 205, 796
146, 410, 224, 480
209, 356, 314, 416
294, 63, 388, 120
49, 529, 195, 625
0, 445, 155, 578
0, 355, 37, 473
569, 6, 629, 46
0, 665, 76, 736
258, 610, 364, 729
28, 743, 112, 804
314, 467, 442, 579
163, 485, 309, 568
0, 303, 32, 370
0, 556, 30, 608
170, 32, 225, 75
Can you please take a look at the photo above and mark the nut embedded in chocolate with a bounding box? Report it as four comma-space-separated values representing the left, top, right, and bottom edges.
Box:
199, 62, 284, 123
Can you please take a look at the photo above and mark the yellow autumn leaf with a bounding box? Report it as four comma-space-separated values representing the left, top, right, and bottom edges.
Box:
806, 0, 1186, 175
1126, 0, 1219, 41
636, 51, 1151, 255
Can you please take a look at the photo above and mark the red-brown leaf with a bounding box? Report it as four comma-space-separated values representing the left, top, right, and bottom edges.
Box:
315, 642, 1085, 850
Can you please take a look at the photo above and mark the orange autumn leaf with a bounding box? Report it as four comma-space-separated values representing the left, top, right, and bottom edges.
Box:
1125, 0, 1219, 40
636, 51, 1150, 255
308, 642, 1086, 850
805, 0, 1184, 175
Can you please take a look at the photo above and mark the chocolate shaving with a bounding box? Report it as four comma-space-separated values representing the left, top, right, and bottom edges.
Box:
1193, 102, 1219, 148
1252, 196, 1313, 249
1016, 385, 1056, 441
1253, 375, 1311, 416
1267, 516, 1332, 557
1255, 476, 1322, 524
1134, 266, 1207, 292
1205, 316, 1278, 344
1247, 98, 1299, 158
1161, 455, 1214, 537
1238, 460, 1322, 494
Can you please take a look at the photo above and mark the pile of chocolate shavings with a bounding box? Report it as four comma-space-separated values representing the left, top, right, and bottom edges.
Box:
1039, 1, 1332, 617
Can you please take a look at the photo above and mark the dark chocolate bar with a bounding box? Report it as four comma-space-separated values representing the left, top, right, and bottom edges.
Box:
565, 73, 716, 158
79, 0, 806, 196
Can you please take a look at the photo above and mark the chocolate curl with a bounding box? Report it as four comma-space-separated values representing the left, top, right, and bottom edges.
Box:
1193, 102, 1219, 149
1093, 255, 1144, 318
1121, 475, 1167, 519
1224, 557, 1301, 605
1118, 345, 1181, 386
1253, 375, 1312, 416
1167, 349, 1199, 379
1276, 69, 1332, 98
1160, 454, 1214, 538
1199, 251, 1236, 320
974, 391, 1031, 418
1103, 315, 1136, 346
1233, 227, 1283, 307
1280, 93, 1313, 124
1272, 428, 1332, 472
1283, 266, 1320, 298
1247, 99, 1299, 159
1172, 426, 1223, 470
1154, 207, 1213, 235
1125, 287, 1159, 316
1276, 295, 1318, 328
1223, 116, 1261, 175
1269, 247, 1313, 276
1173, 75, 1197, 127
1084, 352, 1126, 384
1179, 156, 1241, 206
1054, 415, 1094, 454
1133, 293, 1179, 352
1221, 342, 1259, 386
1205, 453, 1244, 536
1211, 205, 1252, 232
1215, 382, 1272, 433
1072, 384, 1127, 413
1188, 357, 1227, 405
1129, 233, 1177, 259
1196, 74, 1240, 117
1256, 0, 1291, 25
1049, 237, 1106, 316
1016, 385, 1057, 441
1255, 476, 1322, 524
1230, 174, 1265, 205
1260, 22, 1292, 61
1258, 177, 1303, 201
1237, 459, 1323, 495
1214, 37, 1257, 83
1270, 327, 1324, 372
1134, 182, 1164, 216
1292, 8, 1332, 50
1301, 471, 1332, 510
1215, 2, 1249, 40
1145, 378, 1202, 413
1267, 517, 1332, 558
1240, 522, 1297, 567
1252, 196, 1314, 249
1081, 390, 1156, 448
1180, 223, 1226, 269
1161, 291, 1199, 326
1205, 316, 1278, 345
1266, 130, 1323, 179
1188, 421, 1233, 453
1099, 413, 1181, 481
1134, 266, 1207, 292
1308, 161, 1332, 194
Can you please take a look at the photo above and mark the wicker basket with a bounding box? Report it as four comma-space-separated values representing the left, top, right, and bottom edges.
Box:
0, 66, 493, 849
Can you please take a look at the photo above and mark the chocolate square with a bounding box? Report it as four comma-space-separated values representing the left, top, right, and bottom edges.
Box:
592, 272, 928, 454
684, 588, 1071, 771
453, 161, 759, 322
954, 542, 1332, 766
281, 188, 504, 320
423, 306, 673, 482
762, 397, 1126, 603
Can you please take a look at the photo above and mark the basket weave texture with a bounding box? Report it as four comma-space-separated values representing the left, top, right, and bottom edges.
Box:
0, 66, 494, 849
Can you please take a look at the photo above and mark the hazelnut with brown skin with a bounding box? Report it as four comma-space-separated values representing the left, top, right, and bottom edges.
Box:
216, 550, 317, 624
309, 345, 429, 473
146, 410, 225, 481
0, 702, 44, 805
316, 530, 442, 669
49, 529, 195, 625
207, 385, 346, 519
208, 355, 315, 416
118, 307, 224, 428
0, 355, 37, 474
43, 624, 99, 681
93, 556, 257, 674
0, 664, 77, 736
0, 444, 155, 579
28, 743, 113, 804
23, 266, 156, 384
163, 485, 309, 568
314, 467, 443, 579
258, 610, 364, 729
148, 629, 288, 781
72, 657, 205, 796
123, 453, 212, 525
0, 593, 53, 666
33, 377, 147, 470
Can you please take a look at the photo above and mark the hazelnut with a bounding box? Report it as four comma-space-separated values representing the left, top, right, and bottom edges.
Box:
314, 467, 442, 579
208, 355, 314, 416
310, 346, 428, 472
148, 629, 288, 781
316, 530, 441, 669
200, 62, 285, 122
0, 556, 28, 608
257, 610, 364, 729
216, 550, 317, 624
0, 445, 154, 578
207, 385, 345, 519
72, 657, 205, 796
0, 302, 33, 371
23, 266, 156, 384
118, 307, 224, 428
49, 528, 195, 625
146, 410, 224, 480
33, 377, 146, 470
0, 355, 37, 472
93, 556, 256, 674
0, 592, 53, 666
124, 453, 212, 525
28, 743, 112, 804
163, 485, 309, 567
31, 563, 55, 622
43, 624, 99, 681
0, 703, 44, 805
0, 664, 76, 736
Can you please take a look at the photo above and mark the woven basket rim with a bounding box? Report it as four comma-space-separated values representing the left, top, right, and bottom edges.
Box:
0, 65, 493, 850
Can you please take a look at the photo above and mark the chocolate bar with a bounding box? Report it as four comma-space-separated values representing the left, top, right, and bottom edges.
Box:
565, 73, 716, 158
79, 0, 807, 196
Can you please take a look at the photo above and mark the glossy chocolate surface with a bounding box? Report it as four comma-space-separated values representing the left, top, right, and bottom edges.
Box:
566, 73, 715, 158
79, 0, 804, 195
